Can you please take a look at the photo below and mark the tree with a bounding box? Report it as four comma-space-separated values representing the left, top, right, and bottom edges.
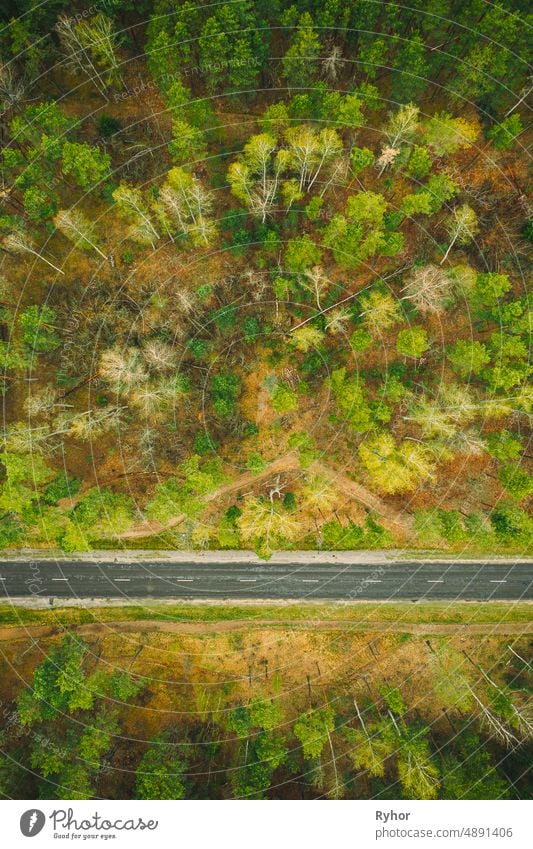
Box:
358, 433, 436, 494
0, 450, 53, 519
57, 13, 122, 92
237, 496, 302, 558
344, 715, 395, 779
486, 431, 522, 463
112, 184, 160, 246
227, 133, 287, 222
271, 382, 298, 414
441, 732, 510, 799
360, 290, 402, 336
423, 113, 478, 156
346, 191, 387, 227
285, 126, 343, 194
3, 231, 64, 275
19, 305, 60, 353
136, 739, 187, 800
199, 1, 268, 92
378, 104, 419, 175
23, 186, 58, 222
350, 146, 375, 175
157, 167, 216, 245
440, 205, 479, 264
401, 191, 434, 216
402, 265, 452, 314
396, 724, 440, 800
499, 465, 533, 501
18, 635, 93, 722
290, 324, 325, 353
488, 114, 523, 150
407, 384, 477, 441
447, 339, 490, 378
469, 271, 512, 311
329, 367, 374, 433
211, 371, 240, 418
284, 234, 322, 273
406, 146, 431, 180
281, 13, 321, 87
396, 326, 429, 358
61, 142, 110, 189
168, 120, 207, 165
69, 487, 134, 541
294, 707, 335, 760
99, 347, 147, 395
54, 209, 108, 260
392, 32, 429, 103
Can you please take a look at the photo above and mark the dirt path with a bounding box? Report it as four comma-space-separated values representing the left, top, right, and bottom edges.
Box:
310, 460, 413, 535
0, 619, 530, 642
119, 452, 412, 540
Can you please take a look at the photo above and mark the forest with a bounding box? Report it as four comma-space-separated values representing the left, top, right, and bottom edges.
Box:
0, 0, 531, 805
0, 0, 530, 557
0, 623, 531, 800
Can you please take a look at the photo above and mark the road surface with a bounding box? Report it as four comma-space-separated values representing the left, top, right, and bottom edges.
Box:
0, 559, 532, 601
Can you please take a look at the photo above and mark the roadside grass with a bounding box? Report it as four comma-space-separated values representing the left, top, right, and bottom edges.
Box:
0, 601, 530, 627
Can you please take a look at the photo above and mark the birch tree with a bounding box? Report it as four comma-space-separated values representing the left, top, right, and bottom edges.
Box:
54, 209, 108, 260
157, 167, 217, 245
402, 265, 452, 313
441, 205, 479, 264
3, 231, 64, 275
113, 184, 160, 247
377, 104, 419, 175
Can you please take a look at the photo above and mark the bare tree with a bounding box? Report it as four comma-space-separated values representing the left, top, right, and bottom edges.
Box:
401, 265, 452, 313
440, 204, 479, 264
3, 231, 64, 275
54, 209, 108, 260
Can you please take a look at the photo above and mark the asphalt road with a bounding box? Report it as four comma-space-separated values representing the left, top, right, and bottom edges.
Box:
1, 559, 532, 601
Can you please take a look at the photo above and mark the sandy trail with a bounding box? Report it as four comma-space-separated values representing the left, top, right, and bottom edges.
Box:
0, 619, 530, 642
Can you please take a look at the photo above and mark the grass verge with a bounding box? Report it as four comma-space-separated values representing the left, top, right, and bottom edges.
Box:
0, 601, 530, 627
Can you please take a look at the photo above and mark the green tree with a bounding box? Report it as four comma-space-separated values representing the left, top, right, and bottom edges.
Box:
424, 113, 478, 156
359, 433, 436, 494
211, 371, 241, 418
360, 290, 402, 336
328, 367, 374, 433
23, 186, 58, 222
294, 707, 335, 760
168, 120, 207, 165
441, 732, 509, 799
61, 142, 110, 189
488, 114, 523, 150
447, 339, 490, 377
281, 13, 321, 87
392, 32, 428, 103
19, 305, 60, 353
237, 495, 302, 558
136, 739, 187, 800
406, 146, 431, 180
499, 465, 533, 501
271, 382, 298, 414
284, 235, 322, 273
396, 326, 429, 358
